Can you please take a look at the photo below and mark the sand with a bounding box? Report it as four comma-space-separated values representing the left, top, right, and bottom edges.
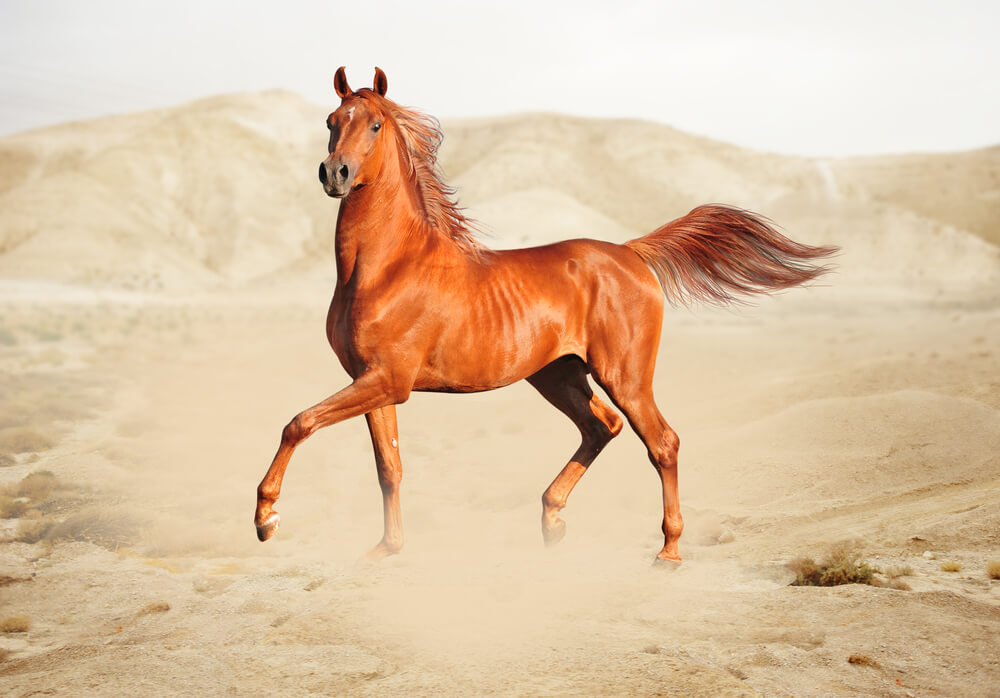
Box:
0, 91, 998, 696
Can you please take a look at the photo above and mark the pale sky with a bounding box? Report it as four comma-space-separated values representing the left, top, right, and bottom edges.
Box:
1, 0, 998, 156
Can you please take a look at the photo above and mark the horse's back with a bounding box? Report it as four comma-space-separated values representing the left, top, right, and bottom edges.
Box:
404, 238, 666, 392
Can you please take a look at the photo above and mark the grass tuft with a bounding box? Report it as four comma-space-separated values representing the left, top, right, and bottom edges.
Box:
16, 470, 57, 500
847, 654, 879, 668
0, 495, 29, 518
17, 508, 136, 551
0, 427, 53, 454
884, 565, 914, 579
788, 544, 879, 586
138, 601, 171, 615
0, 615, 31, 633
988, 561, 1000, 580
940, 561, 962, 572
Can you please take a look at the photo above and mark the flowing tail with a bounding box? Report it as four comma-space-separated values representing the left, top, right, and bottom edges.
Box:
625, 204, 839, 305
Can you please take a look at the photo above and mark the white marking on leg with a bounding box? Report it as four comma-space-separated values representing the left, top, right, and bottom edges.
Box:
391, 438, 398, 448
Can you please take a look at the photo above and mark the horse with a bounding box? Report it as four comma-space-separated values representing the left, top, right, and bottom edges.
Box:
253, 66, 838, 563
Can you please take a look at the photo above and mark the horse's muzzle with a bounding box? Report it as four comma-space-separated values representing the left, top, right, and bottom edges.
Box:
319, 160, 352, 198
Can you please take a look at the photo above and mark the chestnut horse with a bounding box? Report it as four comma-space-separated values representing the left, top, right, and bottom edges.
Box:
254, 67, 837, 563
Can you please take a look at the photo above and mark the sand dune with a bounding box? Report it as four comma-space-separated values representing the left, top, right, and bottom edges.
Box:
1, 92, 998, 695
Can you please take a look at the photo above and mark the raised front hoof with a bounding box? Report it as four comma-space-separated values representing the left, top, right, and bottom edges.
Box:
652, 552, 682, 569
542, 518, 566, 547
255, 512, 280, 542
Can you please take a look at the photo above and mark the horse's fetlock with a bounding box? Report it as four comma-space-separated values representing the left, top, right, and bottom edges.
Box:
542, 490, 565, 512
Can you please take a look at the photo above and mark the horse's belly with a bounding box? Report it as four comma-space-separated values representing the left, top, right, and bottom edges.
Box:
413, 321, 582, 392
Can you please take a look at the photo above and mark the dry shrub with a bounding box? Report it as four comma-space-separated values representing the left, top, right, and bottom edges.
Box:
16, 470, 57, 500
0, 615, 30, 633
788, 544, 879, 586
885, 565, 914, 579
0, 575, 32, 587
870, 576, 911, 591
940, 561, 962, 572
138, 601, 171, 616
16, 518, 54, 544
847, 654, 879, 668
0, 427, 53, 454
0, 495, 29, 518
17, 508, 137, 551
988, 561, 1000, 580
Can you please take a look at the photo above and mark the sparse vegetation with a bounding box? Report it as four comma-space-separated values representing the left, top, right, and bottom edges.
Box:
16, 470, 57, 500
988, 561, 1000, 580
0, 472, 63, 517
17, 508, 136, 551
0, 427, 54, 454
885, 565, 914, 579
0, 615, 31, 633
138, 602, 171, 615
940, 561, 962, 572
0, 495, 29, 518
15, 518, 54, 544
0, 328, 17, 346
847, 654, 879, 668
788, 544, 879, 587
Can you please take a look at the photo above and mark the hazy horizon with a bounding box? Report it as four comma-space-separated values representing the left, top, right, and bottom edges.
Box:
2, 1, 999, 157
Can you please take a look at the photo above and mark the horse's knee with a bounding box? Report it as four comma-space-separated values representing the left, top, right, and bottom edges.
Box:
651, 426, 679, 470
281, 415, 309, 446
376, 465, 401, 492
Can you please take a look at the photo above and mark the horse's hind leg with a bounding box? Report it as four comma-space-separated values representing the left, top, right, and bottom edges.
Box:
527, 356, 623, 546
595, 376, 683, 563
588, 320, 683, 562
363, 405, 404, 560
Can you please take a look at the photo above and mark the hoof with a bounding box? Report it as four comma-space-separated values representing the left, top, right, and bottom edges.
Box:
653, 553, 682, 569
255, 512, 280, 542
363, 540, 402, 562
542, 518, 566, 547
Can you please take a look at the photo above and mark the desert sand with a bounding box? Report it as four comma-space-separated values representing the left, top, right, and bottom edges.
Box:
1, 91, 998, 696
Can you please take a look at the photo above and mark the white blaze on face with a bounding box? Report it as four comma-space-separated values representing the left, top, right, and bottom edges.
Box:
347, 107, 355, 122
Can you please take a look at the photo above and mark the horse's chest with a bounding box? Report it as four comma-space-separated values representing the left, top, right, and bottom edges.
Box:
326, 292, 391, 371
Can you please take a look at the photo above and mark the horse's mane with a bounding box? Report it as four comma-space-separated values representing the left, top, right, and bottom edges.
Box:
359, 90, 486, 256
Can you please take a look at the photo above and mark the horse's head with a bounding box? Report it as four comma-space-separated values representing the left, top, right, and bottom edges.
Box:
319, 66, 392, 198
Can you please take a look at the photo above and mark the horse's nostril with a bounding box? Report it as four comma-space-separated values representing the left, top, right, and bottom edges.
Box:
318, 163, 327, 184
338, 164, 349, 180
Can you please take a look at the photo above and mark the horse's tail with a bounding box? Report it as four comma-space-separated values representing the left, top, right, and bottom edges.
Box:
625, 204, 839, 306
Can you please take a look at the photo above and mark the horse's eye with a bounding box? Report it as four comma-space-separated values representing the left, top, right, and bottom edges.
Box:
372, 123, 381, 132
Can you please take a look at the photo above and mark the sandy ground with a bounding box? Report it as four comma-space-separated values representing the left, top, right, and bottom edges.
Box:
1, 93, 999, 695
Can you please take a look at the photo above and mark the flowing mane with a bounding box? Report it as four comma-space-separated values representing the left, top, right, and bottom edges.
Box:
360, 90, 486, 256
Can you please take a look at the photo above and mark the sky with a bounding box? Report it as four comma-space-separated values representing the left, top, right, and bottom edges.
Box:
1, 0, 998, 157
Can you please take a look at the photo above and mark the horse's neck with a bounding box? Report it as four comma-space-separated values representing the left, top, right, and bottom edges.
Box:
334, 177, 441, 288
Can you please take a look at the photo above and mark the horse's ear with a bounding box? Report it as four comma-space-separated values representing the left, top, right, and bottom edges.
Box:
334, 67, 352, 99
373, 67, 388, 97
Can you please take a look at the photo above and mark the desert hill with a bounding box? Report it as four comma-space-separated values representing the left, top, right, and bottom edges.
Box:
1, 91, 997, 297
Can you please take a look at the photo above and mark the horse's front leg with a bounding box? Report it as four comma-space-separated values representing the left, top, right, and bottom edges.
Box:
254, 371, 397, 542
363, 405, 404, 560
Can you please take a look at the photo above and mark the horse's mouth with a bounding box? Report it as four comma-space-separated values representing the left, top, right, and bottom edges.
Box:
324, 183, 364, 199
